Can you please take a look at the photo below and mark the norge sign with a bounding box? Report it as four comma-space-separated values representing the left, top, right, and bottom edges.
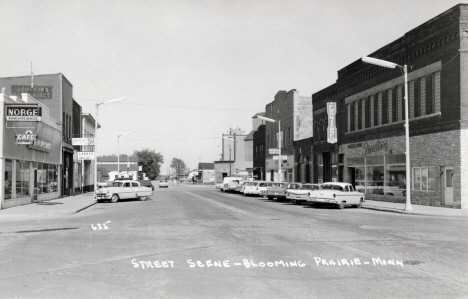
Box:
5, 105, 42, 121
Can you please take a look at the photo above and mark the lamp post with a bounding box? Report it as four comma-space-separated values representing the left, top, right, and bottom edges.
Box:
257, 115, 282, 183
223, 136, 234, 176
94, 97, 126, 193
362, 56, 412, 211
117, 131, 134, 177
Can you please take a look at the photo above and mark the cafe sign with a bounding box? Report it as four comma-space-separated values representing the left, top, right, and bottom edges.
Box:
16, 130, 37, 145
6, 105, 42, 121
327, 102, 337, 144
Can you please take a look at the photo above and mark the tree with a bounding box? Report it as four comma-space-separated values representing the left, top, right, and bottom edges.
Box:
133, 148, 164, 180
170, 158, 187, 178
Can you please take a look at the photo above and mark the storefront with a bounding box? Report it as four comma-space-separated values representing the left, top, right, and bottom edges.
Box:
1, 92, 62, 209
341, 132, 454, 207
265, 155, 294, 182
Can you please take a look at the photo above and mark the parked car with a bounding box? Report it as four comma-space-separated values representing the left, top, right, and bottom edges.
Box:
95, 180, 153, 203
224, 179, 242, 192
265, 182, 289, 200
159, 180, 169, 188
306, 182, 365, 209
237, 181, 250, 193
243, 181, 264, 196
286, 183, 322, 204
258, 181, 274, 196
220, 177, 244, 192
139, 180, 154, 191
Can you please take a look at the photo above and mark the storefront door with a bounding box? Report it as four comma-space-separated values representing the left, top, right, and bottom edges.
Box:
444, 167, 453, 206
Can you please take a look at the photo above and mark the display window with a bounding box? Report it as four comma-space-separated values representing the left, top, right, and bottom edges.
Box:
16, 161, 30, 197
4, 160, 12, 199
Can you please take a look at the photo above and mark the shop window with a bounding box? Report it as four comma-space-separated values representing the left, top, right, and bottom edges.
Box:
4, 159, 13, 199
385, 165, 406, 197
413, 167, 436, 191
367, 166, 385, 194
16, 161, 30, 197
355, 167, 365, 193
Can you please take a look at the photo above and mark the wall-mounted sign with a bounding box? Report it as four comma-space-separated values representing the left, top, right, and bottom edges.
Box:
273, 155, 288, 160
78, 152, 95, 160
269, 148, 280, 155
16, 130, 37, 145
11, 85, 53, 99
28, 139, 52, 152
72, 138, 95, 145
327, 102, 337, 144
6, 105, 42, 121
363, 140, 389, 155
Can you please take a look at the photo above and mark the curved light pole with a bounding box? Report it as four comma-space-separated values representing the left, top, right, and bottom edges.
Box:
223, 136, 234, 176
258, 115, 282, 183
94, 97, 126, 193
117, 131, 134, 176
362, 56, 412, 211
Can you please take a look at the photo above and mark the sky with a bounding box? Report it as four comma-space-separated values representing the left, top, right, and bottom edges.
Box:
0, 0, 465, 173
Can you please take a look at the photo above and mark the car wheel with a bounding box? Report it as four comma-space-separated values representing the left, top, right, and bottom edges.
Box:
111, 194, 119, 203
139, 196, 147, 201
338, 201, 345, 209
267, 196, 273, 200
293, 199, 300, 205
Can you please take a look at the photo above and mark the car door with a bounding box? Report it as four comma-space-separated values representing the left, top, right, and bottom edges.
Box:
347, 185, 360, 204
121, 182, 133, 199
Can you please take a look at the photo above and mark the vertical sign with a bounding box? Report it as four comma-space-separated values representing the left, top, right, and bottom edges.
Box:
327, 102, 337, 144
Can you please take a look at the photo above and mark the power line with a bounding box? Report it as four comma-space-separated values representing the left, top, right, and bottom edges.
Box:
75, 97, 261, 112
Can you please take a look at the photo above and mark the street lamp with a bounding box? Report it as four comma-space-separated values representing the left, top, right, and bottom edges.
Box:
94, 97, 126, 193
223, 136, 234, 176
117, 131, 134, 176
362, 56, 412, 211
258, 115, 282, 183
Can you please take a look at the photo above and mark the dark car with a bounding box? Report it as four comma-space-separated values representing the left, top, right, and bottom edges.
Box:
138, 180, 154, 191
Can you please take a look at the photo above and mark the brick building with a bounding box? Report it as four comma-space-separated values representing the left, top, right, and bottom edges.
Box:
312, 4, 468, 208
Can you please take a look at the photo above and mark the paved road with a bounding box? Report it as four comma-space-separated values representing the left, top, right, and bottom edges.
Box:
1, 182, 467, 298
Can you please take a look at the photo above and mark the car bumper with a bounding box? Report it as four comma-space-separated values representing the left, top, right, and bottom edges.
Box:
95, 193, 111, 200
306, 197, 337, 204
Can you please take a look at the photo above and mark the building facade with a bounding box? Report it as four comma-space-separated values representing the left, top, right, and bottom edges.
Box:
0, 74, 79, 197
312, 4, 468, 208
1, 92, 62, 209
264, 90, 312, 182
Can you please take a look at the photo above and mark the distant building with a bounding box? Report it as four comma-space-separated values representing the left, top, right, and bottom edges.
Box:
198, 163, 215, 183
97, 155, 139, 181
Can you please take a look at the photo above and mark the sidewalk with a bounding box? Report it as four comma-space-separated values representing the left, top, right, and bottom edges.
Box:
0, 192, 97, 221
362, 200, 468, 218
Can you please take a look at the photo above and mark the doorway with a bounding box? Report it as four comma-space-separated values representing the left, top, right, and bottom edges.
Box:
443, 167, 453, 206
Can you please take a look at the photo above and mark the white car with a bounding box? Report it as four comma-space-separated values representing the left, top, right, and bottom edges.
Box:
95, 180, 153, 203
159, 180, 169, 188
286, 183, 321, 205
243, 181, 265, 196
307, 182, 365, 209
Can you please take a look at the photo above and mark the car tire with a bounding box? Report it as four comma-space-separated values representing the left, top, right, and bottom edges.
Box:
139, 196, 147, 201
111, 194, 119, 203
267, 196, 273, 200
338, 201, 345, 209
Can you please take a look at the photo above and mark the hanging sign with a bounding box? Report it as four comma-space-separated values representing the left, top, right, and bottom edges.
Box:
78, 152, 95, 160
16, 130, 37, 145
72, 138, 95, 145
327, 102, 337, 144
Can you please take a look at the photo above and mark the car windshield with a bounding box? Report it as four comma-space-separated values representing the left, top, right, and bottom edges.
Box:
288, 184, 301, 189
111, 182, 123, 187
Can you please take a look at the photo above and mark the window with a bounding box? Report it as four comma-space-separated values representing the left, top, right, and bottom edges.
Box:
373, 95, 378, 126
365, 96, 371, 128
358, 99, 363, 130
413, 167, 436, 191
392, 87, 397, 122
16, 161, 30, 197
350, 102, 355, 131
414, 78, 420, 117
382, 90, 388, 124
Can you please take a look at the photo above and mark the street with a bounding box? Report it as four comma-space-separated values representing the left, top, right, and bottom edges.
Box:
0, 181, 467, 299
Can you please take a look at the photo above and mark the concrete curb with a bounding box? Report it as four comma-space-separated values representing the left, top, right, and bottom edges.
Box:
362, 205, 468, 218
